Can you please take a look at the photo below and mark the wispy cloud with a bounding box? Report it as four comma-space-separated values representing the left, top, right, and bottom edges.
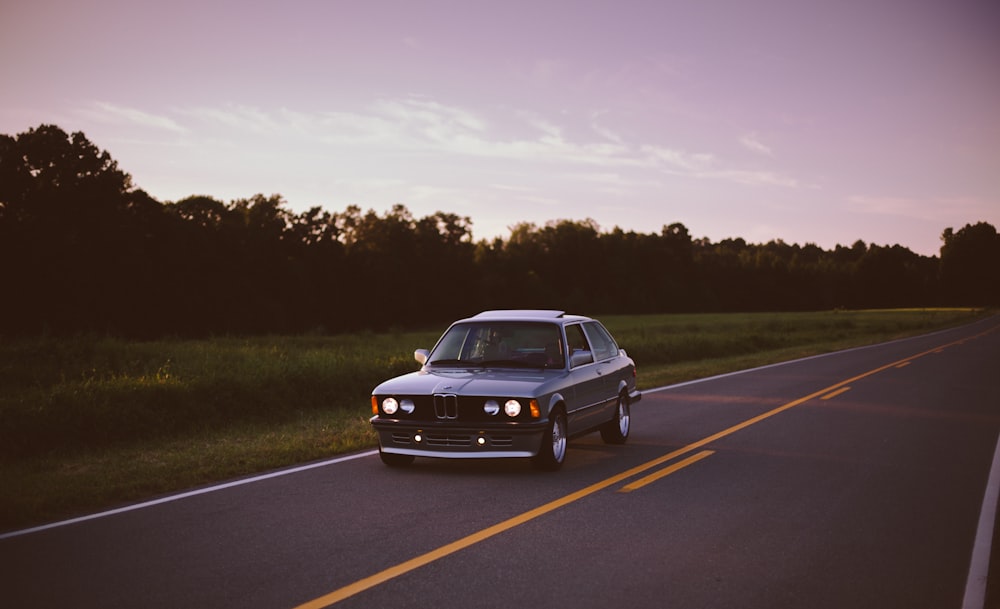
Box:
81, 96, 804, 196
374, 98, 488, 137
740, 132, 772, 156
182, 104, 285, 134
641, 145, 715, 172
641, 143, 800, 188
589, 111, 626, 145
88, 102, 186, 133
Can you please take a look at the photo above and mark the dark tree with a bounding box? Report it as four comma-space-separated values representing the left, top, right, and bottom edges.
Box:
1, 123, 986, 338
0, 125, 155, 335
941, 222, 1000, 306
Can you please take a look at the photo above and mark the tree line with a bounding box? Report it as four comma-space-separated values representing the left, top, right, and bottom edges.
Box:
1, 125, 997, 338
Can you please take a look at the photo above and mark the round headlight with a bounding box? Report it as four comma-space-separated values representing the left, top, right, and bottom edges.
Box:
504, 399, 522, 417
382, 397, 399, 415
400, 398, 415, 414
484, 399, 500, 416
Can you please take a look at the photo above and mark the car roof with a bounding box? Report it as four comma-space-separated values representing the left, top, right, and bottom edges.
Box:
464, 310, 591, 324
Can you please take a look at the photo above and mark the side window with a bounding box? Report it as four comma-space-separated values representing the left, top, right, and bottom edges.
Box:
583, 321, 618, 361
566, 324, 593, 367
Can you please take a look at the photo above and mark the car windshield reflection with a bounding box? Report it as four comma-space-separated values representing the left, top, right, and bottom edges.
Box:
427, 322, 565, 369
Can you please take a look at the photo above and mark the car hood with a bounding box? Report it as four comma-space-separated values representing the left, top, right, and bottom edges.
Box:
372, 367, 559, 397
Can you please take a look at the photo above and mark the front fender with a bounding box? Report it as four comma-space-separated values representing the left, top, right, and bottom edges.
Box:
545, 392, 566, 417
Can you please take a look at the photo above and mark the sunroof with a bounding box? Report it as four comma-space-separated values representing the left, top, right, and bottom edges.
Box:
472, 310, 566, 319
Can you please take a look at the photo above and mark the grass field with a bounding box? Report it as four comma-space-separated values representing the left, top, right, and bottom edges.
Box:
0, 308, 988, 531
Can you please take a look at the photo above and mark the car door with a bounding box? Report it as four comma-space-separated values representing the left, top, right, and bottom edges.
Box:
562, 322, 608, 435
580, 321, 622, 418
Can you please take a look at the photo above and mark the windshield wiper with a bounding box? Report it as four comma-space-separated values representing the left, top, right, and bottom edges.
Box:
427, 358, 466, 367
480, 359, 542, 369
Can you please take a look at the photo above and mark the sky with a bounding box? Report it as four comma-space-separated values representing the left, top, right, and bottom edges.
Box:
2, 0, 998, 256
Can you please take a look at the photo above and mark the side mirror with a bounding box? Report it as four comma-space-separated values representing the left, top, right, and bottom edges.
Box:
414, 349, 429, 365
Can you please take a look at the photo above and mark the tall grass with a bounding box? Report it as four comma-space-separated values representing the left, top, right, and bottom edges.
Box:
0, 331, 442, 459
602, 309, 985, 387
0, 308, 988, 531
605, 308, 978, 362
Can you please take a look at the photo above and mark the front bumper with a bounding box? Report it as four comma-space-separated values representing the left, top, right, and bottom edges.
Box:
371, 417, 548, 459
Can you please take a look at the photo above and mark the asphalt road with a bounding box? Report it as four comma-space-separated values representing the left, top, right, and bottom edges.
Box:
3, 316, 1000, 609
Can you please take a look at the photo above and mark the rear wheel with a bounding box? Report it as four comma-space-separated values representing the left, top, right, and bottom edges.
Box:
600, 392, 630, 444
532, 409, 567, 471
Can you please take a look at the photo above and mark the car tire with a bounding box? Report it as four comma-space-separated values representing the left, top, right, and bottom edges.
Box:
599, 392, 630, 445
532, 408, 567, 471
379, 448, 415, 467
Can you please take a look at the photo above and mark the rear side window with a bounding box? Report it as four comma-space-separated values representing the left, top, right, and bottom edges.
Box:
583, 321, 618, 361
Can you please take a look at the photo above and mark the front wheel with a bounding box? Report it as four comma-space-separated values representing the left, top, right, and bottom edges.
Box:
600, 392, 630, 444
532, 409, 567, 471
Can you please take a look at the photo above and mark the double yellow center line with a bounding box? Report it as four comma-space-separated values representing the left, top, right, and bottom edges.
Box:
618, 450, 716, 492
293, 329, 989, 609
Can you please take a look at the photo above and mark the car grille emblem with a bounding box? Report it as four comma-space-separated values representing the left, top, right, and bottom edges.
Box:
433, 394, 459, 419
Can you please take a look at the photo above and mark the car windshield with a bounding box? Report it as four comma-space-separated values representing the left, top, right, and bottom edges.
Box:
428, 321, 565, 369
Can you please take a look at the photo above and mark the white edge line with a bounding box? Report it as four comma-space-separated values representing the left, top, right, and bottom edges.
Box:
0, 450, 378, 541
643, 340, 882, 394
643, 352, 833, 394
963, 433, 1000, 609
3, 317, 990, 541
